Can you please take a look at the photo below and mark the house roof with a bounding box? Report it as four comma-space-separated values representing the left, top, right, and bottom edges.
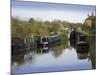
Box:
85, 16, 96, 20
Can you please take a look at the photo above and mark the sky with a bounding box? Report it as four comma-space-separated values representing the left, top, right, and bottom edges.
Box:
12, 0, 96, 23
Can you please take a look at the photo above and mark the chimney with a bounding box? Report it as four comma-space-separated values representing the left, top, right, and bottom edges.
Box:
88, 14, 89, 17
92, 12, 94, 16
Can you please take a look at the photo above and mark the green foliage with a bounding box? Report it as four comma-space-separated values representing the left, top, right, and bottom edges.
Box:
12, 16, 94, 38
81, 23, 96, 36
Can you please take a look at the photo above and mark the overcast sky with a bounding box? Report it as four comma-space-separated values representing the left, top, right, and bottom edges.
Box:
12, 0, 96, 23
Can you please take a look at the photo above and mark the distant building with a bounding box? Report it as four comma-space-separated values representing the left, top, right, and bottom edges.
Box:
84, 13, 96, 28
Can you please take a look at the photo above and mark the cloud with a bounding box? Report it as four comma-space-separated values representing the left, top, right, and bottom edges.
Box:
12, 7, 94, 23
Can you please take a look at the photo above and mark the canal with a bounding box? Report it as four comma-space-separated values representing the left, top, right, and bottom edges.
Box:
11, 44, 92, 74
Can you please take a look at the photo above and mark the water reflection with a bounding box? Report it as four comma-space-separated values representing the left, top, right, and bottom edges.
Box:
11, 49, 92, 74
12, 52, 25, 65
51, 46, 64, 58
11, 36, 92, 74
24, 52, 33, 63
68, 36, 90, 60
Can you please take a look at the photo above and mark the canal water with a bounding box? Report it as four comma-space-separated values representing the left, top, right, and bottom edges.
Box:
11, 45, 92, 74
